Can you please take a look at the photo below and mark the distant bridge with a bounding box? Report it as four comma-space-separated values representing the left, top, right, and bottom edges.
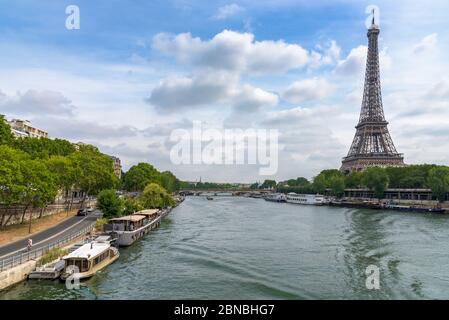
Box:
179, 190, 273, 197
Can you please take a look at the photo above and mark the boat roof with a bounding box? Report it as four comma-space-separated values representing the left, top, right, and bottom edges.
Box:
135, 209, 159, 216
109, 214, 146, 222
63, 242, 110, 260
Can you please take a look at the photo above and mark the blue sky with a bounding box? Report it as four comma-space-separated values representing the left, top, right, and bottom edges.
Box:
1, 1, 449, 182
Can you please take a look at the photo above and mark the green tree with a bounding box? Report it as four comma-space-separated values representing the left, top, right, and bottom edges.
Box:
160, 171, 180, 193
0, 115, 14, 146
313, 169, 342, 194
427, 166, 449, 202
261, 180, 276, 189
123, 197, 144, 215
97, 189, 124, 218
69, 145, 118, 207
361, 167, 389, 199
19, 159, 58, 232
345, 171, 362, 188
329, 175, 345, 198
0, 146, 27, 227
13, 137, 76, 159
139, 183, 175, 209
122, 163, 161, 192
47, 156, 77, 211
250, 182, 260, 190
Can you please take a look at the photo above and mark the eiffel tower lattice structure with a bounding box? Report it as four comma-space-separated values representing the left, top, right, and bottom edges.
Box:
340, 15, 404, 173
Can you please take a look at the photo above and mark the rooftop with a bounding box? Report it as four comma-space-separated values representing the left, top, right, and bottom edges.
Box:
63, 242, 110, 260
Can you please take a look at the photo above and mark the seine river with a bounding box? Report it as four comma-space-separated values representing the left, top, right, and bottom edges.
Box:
1, 196, 449, 300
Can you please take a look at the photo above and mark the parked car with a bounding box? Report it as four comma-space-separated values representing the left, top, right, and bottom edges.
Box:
77, 208, 88, 216
87, 207, 95, 212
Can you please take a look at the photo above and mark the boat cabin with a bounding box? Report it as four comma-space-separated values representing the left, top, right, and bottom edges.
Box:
63, 242, 113, 273
109, 215, 147, 232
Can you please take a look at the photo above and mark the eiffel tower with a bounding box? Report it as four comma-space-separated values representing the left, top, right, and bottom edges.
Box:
340, 14, 404, 173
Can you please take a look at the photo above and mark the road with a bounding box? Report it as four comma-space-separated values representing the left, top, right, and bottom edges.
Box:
0, 210, 102, 259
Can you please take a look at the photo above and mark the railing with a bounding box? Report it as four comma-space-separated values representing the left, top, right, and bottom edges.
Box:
0, 223, 95, 272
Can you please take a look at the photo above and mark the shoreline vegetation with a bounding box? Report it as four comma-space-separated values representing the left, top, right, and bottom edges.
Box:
184, 166, 449, 204
0, 115, 182, 233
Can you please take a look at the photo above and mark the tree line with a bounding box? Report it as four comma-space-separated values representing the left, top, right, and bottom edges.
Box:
98, 162, 181, 218
272, 165, 449, 201
0, 116, 119, 228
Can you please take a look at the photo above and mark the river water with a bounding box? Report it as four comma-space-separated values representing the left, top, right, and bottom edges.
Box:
1, 196, 449, 300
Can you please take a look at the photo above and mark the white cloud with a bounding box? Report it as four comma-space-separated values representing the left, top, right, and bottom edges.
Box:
334, 45, 391, 77
231, 84, 278, 112
153, 30, 310, 75
334, 45, 366, 76
282, 77, 335, 104
0, 90, 75, 117
148, 72, 237, 112
413, 33, 438, 53
212, 4, 244, 20
148, 71, 277, 113
32, 116, 138, 140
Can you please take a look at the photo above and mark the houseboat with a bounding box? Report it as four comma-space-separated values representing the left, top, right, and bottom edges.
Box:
264, 193, 286, 203
105, 209, 160, 246
60, 236, 119, 280
286, 193, 326, 205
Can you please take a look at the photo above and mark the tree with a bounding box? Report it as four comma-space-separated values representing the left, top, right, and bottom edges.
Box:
345, 171, 362, 188
69, 145, 118, 207
122, 163, 161, 192
47, 156, 77, 211
0, 146, 27, 227
250, 182, 260, 190
361, 167, 389, 200
139, 183, 175, 209
13, 137, 76, 159
0, 115, 14, 146
427, 166, 449, 202
123, 197, 144, 215
261, 180, 276, 189
160, 171, 180, 193
19, 159, 58, 229
313, 169, 342, 194
329, 175, 345, 198
97, 189, 124, 218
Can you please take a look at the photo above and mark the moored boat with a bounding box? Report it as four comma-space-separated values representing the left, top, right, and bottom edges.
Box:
60, 236, 119, 280
104, 209, 160, 246
264, 193, 286, 203
286, 193, 325, 205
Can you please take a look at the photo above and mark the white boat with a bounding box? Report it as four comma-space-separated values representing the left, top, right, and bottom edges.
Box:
264, 193, 286, 202
286, 193, 326, 205
105, 209, 160, 246
60, 236, 119, 280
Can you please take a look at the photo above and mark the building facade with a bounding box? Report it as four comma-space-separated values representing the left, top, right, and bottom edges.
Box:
109, 156, 122, 179
8, 119, 48, 139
